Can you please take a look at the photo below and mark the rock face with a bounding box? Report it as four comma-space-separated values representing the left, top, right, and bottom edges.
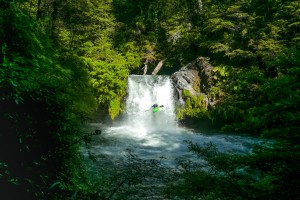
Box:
171, 56, 217, 109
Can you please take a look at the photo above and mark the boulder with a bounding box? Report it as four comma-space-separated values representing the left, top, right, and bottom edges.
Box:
171, 56, 217, 109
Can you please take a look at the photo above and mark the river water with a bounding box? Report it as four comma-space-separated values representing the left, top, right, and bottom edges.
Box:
83, 75, 260, 167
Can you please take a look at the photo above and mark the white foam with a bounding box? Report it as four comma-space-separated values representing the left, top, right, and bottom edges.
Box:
87, 75, 260, 167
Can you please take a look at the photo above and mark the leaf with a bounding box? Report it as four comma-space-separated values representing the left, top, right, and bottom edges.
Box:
71, 191, 78, 200
49, 181, 60, 190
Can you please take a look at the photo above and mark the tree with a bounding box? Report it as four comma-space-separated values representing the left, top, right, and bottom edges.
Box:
0, 2, 95, 198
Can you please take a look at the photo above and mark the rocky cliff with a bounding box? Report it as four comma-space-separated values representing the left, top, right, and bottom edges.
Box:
171, 57, 218, 114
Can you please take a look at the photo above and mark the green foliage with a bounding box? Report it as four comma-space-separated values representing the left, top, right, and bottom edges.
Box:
109, 98, 122, 120
112, 0, 202, 68
86, 55, 129, 118
165, 1, 300, 198
0, 162, 19, 187
165, 141, 300, 200
1, 0, 300, 199
0, 2, 96, 198
44, 0, 142, 119
177, 90, 208, 119
218, 47, 300, 138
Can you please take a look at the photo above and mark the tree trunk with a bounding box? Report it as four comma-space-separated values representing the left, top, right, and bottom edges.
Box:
151, 60, 165, 75
198, 0, 203, 11
143, 59, 149, 75
37, 0, 42, 20
51, 0, 58, 37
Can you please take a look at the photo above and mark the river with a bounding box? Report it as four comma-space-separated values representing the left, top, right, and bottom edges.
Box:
84, 75, 259, 164
81, 75, 261, 199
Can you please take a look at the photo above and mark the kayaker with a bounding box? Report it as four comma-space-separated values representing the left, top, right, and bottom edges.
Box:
150, 104, 164, 113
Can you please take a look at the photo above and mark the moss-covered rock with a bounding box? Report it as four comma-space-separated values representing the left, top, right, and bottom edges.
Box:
176, 89, 209, 119
171, 57, 219, 119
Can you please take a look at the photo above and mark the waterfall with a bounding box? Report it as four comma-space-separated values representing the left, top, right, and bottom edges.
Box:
84, 75, 262, 168
124, 75, 177, 133
81, 75, 264, 200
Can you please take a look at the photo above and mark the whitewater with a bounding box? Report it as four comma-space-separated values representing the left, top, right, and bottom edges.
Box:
83, 75, 260, 167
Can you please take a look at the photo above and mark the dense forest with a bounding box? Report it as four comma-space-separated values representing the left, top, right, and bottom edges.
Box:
1, 0, 299, 199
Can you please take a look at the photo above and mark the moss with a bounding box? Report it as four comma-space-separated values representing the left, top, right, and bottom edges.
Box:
108, 98, 122, 120
177, 89, 208, 119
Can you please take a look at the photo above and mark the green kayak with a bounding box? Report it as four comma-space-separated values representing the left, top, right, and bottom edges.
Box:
152, 107, 159, 113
